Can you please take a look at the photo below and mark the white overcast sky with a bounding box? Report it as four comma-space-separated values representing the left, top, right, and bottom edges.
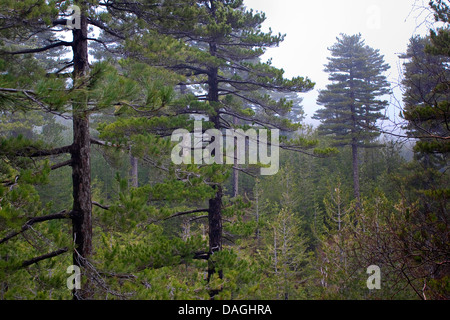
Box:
243, 0, 440, 126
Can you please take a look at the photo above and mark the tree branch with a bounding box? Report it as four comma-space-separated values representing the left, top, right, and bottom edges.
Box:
0, 210, 73, 245
51, 159, 73, 171
193, 251, 210, 260
87, 18, 126, 40
163, 209, 210, 221
169, 64, 209, 76
91, 138, 128, 150
0, 88, 72, 120
21, 248, 68, 268
0, 41, 73, 55
0, 87, 34, 94
22, 145, 73, 158
92, 201, 111, 211
188, 215, 209, 223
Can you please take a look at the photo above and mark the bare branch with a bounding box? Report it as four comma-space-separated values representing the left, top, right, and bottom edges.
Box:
193, 251, 210, 260
188, 215, 209, 223
51, 63, 74, 75
91, 138, 128, 150
0, 41, 73, 55
92, 201, 111, 211
163, 209, 210, 221
21, 248, 68, 268
24, 145, 73, 158
87, 18, 126, 40
51, 159, 73, 171
0, 87, 34, 94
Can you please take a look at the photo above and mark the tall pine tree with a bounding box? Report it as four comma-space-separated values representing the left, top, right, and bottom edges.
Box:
134, 0, 316, 291
401, 0, 450, 157
0, 0, 195, 299
401, 35, 450, 166
313, 34, 390, 202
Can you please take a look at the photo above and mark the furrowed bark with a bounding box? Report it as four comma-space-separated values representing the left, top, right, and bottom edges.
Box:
71, 112, 93, 299
71, 10, 93, 300
206, 37, 224, 298
207, 185, 224, 296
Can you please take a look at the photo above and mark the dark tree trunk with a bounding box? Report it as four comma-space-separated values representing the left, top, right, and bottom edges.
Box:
207, 185, 223, 297
71, 112, 92, 300
206, 37, 224, 298
207, 69, 219, 104
208, 186, 223, 263
71, 12, 92, 300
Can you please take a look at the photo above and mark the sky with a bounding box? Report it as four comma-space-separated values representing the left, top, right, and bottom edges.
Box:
243, 0, 439, 127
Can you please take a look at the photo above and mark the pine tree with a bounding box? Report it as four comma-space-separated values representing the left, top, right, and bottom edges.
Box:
313, 34, 390, 202
401, 35, 450, 166
103, 0, 322, 296
0, 0, 195, 299
131, 1, 316, 291
269, 207, 307, 300
399, 0, 450, 157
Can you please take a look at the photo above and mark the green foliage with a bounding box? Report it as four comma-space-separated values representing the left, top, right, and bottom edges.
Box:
401, 35, 450, 159
313, 33, 390, 148
0, 0, 448, 302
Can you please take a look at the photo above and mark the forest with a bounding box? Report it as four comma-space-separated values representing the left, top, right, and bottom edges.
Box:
0, 0, 448, 301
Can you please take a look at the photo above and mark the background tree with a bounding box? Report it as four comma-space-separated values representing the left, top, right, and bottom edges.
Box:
313, 33, 390, 202
401, 35, 450, 166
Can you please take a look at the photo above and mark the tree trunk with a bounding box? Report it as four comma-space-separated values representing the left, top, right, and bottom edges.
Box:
352, 142, 361, 204
129, 152, 139, 188
206, 35, 224, 298
273, 226, 279, 300
207, 185, 223, 298
71, 113, 92, 300
255, 180, 261, 245
207, 66, 222, 271
232, 165, 239, 198
71, 11, 92, 300
232, 116, 239, 198
349, 74, 361, 205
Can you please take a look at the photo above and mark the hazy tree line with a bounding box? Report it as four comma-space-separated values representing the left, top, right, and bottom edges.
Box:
0, 0, 448, 300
